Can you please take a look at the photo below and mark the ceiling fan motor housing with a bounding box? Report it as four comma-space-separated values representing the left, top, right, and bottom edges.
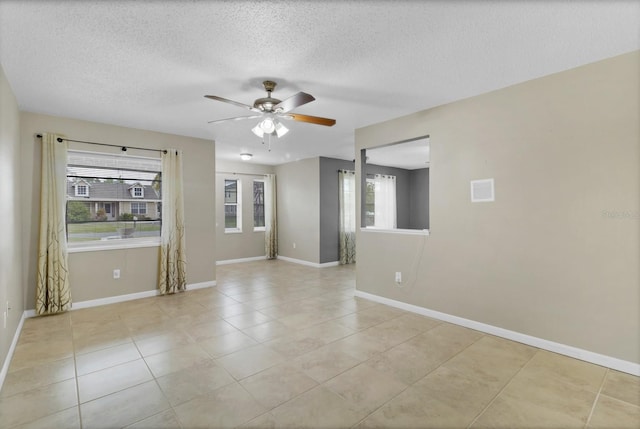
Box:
253, 96, 281, 112
254, 80, 280, 111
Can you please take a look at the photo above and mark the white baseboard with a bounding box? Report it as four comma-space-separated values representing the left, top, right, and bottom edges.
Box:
0, 311, 27, 394
277, 255, 340, 268
25, 280, 217, 316
72, 289, 159, 310
188, 280, 217, 290
216, 256, 266, 265
355, 290, 640, 376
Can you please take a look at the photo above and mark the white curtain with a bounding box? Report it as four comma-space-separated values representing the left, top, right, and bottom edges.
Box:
374, 174, 397, 229
159, 149, 187, 294
36, 133, 72, 315
339, 170, 356, 264
264, 174, 278, 259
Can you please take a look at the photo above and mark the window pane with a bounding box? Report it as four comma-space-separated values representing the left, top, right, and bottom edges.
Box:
365, 179, 375, 227
225, 205, 237, 228
253, 181, 265, 227
224, 180, 237, 204
66, 151, 161, 243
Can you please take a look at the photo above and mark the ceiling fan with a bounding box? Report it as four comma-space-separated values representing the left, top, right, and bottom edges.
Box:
204, 80, 336, 140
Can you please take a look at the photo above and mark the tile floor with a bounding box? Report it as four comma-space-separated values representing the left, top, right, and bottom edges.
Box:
1, 260, 638, 428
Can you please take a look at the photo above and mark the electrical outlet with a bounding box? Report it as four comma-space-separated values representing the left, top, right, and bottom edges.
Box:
395, 272, 402, 283
293, 242, 296, 249
113, 269, 121, 279
3, 311, 6, 329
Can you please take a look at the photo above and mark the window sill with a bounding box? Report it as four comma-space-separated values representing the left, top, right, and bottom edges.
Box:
360, 227, 430, 236
68, 238, 161, 253
225, 229, 243, 234
253, 227, 266, 232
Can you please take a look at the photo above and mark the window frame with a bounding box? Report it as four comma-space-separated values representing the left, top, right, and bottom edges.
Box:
75, 182, 89, 197
130, 202, 147, 216
132, 186, 144, 198
224, 178, 242, 233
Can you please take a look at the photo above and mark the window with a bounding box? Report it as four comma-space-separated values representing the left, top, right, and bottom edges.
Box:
224, 179, 241, 232
66, 150, 162, 249
364, 175, 397, 229
253, 180, 265, 230
364, 178, 375, 227
75, 183, 89, 197
130, 202, 147, 215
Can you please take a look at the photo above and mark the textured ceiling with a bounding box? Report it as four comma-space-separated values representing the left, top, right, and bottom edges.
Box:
1, 1, 638, 165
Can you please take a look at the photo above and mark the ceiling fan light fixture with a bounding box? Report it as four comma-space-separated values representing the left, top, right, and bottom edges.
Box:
251, 124, 264, 138
274, 121, 289, 138
260, 117, 276, 134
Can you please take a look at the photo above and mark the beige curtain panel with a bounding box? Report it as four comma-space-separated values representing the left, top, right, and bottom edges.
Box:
265, 174, 278, 259
159, 149, 187, 294
339, 170, 356, 264
36, 133, 72, 315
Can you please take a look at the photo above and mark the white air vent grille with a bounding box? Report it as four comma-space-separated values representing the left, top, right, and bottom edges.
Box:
471, 179, 495, 202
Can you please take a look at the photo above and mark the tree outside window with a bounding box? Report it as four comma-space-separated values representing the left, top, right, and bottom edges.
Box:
253, 180, 265, 229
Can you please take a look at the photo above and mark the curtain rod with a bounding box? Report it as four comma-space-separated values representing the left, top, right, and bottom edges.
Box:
36, 134, 167, 154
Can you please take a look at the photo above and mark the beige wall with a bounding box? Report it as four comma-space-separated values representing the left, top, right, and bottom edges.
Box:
216, 159, 275, 262
275, 157, 320, 264
0, 64, 24, 372
20, 112, 216, 307
355, 51, 639, 364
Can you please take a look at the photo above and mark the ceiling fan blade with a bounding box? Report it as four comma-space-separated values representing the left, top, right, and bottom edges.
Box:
204, 95, 262, 113
274, 92, 315, 113
208, 115, 263, 124
286, 113, 336, 127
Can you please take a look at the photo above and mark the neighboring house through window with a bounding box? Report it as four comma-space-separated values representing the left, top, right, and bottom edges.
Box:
130, 202, 147, 215
75, 182, 89, 197
66, 150, 162, 247
131, 185, 144, 198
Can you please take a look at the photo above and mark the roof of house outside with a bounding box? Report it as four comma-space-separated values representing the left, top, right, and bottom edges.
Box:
67, 181, 161, 201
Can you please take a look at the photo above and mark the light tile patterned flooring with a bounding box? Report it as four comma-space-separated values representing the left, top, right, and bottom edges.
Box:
1, 260, 639, 428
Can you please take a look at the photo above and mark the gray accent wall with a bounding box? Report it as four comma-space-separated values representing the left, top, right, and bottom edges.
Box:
319, 157, 355, 264
408, 168, 429, 230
